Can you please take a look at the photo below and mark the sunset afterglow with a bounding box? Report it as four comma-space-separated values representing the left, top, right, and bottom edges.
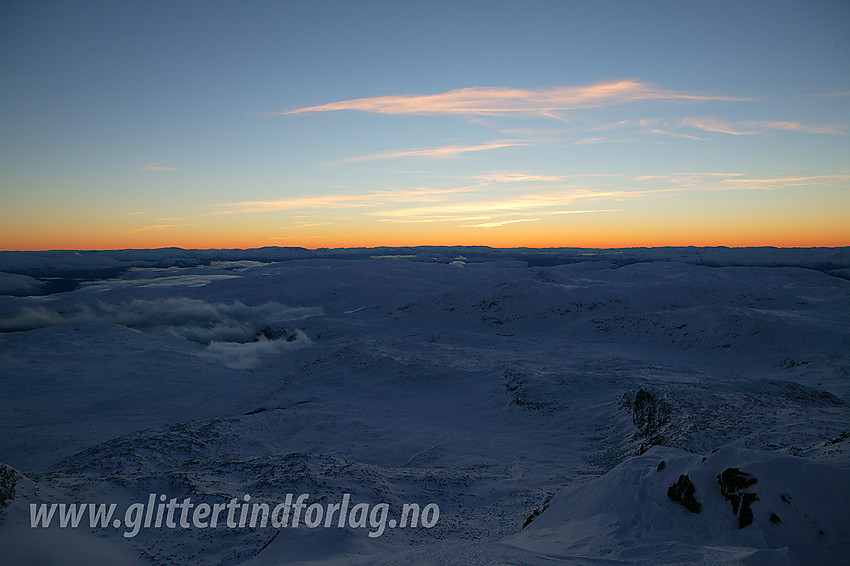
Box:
2, 2, 848, 250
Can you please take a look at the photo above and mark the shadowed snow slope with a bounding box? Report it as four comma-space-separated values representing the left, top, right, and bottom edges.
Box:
0, 249, 848, 565
0, 272, 45, 296
510, 446, 849, 565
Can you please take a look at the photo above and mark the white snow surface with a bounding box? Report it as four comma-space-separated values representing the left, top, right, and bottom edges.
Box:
0, 272, 45, 296
1, 247, 848, 565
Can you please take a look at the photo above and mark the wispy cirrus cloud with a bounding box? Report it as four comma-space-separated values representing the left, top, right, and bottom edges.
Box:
140, 162, 178, 172
680, 116, 759, 136
215, 186, 480, 214
280, 80, 736, 119
679, 117, 844, 136
375, 191, 625, 221
634, 172, 746, 184
746, 121, 845, 135
592, 118, 704, 140
465, 218, 540, 228
332, 139, 532, 164
634, 172, 850, 189
460, 209, 627, 228
475, 171, 571, 183
715, 174, 850, 190
596, 116, 845, 138
679, 116, 845, 136
372, 171, 849, 223
214, 171, 849, 226
288, 222, 332, 229
465, 171, 619, 185
126, 224, 178, 234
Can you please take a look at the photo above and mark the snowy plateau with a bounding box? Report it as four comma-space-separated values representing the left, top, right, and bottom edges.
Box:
0, 246, 849, 565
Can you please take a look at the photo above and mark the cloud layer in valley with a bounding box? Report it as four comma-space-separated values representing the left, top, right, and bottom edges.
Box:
0, 298, 321, 344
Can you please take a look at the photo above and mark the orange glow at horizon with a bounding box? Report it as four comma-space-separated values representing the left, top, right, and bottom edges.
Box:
3, 216, 848, 251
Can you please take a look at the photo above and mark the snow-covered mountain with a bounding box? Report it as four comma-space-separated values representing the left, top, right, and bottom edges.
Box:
1, 247, 848, 564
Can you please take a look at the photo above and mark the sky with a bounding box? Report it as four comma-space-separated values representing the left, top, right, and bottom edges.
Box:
1, 0, 848, 250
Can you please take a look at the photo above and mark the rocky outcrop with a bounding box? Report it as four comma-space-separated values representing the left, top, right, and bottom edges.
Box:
256, 324, 301, 342
717, 467, 759, 528
667, 474, 702, 513
620, 388, 672, 453
522, 499, 551, 529
0, 463, 17, 509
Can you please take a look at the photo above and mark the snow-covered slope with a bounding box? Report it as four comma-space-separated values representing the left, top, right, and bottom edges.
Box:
512, 446, 850, 565
0, 272, 45, 296
0, 464, 150, 565
1, 249, 848, 564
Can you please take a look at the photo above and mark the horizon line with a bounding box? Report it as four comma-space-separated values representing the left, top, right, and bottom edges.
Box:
2, 244, 849, 253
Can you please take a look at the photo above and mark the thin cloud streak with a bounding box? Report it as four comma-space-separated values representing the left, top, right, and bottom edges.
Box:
718, 174, 850, 189
592, 118, 704, 140
376, 191, 625, 220
595, 116, 845, 139
551, 208, 626, 215
215, 186, 481, 214
476, 171, 573, 183
282, 80, 737, 118
459, 171, 618, 184
681, 117, 758, 135
140, 162, 178, 172
373, 172, 848, 221
333, 139, 533, 164
634, 172, 747, 186
634, 172, 850, 191
126, 224, 178, 234
214, 173, 848, 223
376, 215, 494, 224
745, 121, 845, 135
288, 222, 332, 229
681, 117, 844, 136
466, 218, 539, 228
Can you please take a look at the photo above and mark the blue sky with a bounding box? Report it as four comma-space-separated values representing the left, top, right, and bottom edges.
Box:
1, 1, 848, 249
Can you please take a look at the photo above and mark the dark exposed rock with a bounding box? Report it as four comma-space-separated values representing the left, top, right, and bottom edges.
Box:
717, 468, 758, 497
522, 499, 551, 529
619, 388, 672, 453
781, 358, 809, 369
667, 474, 702, 514
503, 369, 548, 412
717, 467, 759, 528
0, 464, 17, 509
656, 460, 666, 472
824, 430, 850, 446
769, 512, 782, 524
736, 492, 758, 528
632, 389, 670, 437
257, 325, 300, 342
717, 467, 757, 494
